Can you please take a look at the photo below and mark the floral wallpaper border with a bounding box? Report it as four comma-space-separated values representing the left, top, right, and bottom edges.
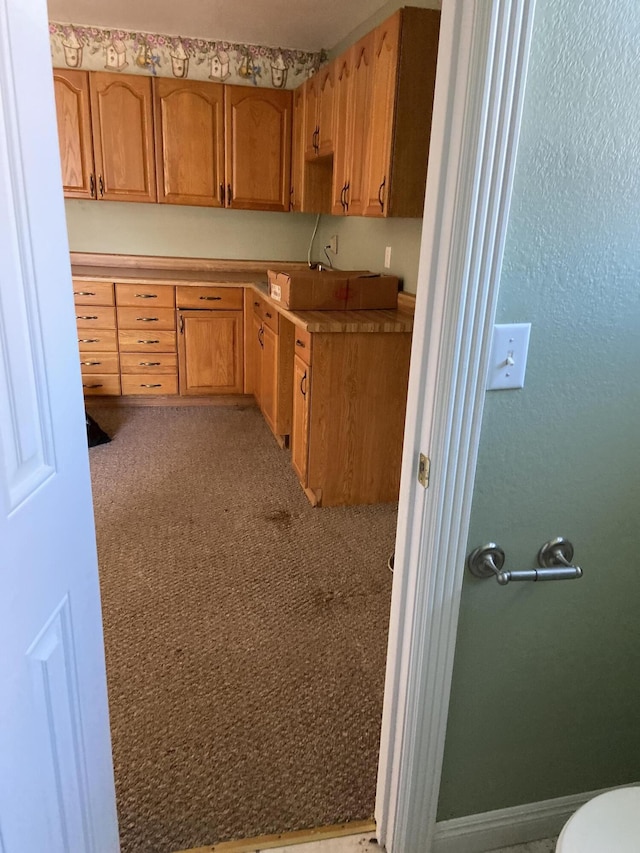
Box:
50, 22, 326, 89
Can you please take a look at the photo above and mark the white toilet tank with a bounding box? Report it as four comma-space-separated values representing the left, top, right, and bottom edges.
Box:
556, 787, 640, 852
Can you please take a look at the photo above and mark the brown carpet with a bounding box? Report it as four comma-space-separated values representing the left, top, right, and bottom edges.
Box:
87, 404, 396, 853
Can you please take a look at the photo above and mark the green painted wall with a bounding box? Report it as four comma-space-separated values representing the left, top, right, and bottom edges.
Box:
438, 0, 640, 820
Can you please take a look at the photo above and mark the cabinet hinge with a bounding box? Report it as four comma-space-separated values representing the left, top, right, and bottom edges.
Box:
418, 453, 430, 488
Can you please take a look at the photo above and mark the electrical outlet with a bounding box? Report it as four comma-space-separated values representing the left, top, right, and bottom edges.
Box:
327, 234, 338, 254
384, 246, 392, 268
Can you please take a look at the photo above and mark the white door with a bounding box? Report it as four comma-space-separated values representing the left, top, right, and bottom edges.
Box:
0, 1, 120, 852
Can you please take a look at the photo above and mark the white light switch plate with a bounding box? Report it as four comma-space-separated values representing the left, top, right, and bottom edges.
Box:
486, 323, 531, 390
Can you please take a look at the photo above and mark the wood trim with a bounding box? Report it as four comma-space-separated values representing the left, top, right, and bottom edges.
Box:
172, 819, 376, 853
88, 394, 255, 408
69, 252, 310, 274
375, 2, 537, 852
396, 291, 416, 311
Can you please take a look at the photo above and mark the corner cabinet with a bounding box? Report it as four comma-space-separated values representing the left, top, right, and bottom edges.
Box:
224, 87, 292, 211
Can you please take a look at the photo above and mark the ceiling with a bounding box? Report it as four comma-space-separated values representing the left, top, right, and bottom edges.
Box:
46, 0, 394, 52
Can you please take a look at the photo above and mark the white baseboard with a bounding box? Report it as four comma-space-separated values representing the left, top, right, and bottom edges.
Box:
432, 783, 638, 853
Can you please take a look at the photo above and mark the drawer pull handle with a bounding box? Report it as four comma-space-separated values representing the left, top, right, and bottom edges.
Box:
81, 360, 101, 365
265, 311, 272, 319
139, 361, 161, 367
79, 338, 100, 343
136, 317, 159, 322
77, 315, 98, 320
138, 339, 160, 344
199, 295, 222, 301
74, 291, 95, 297
135, 293, 157, 299
83, 383, 103, 389
295, 339, 306, 348
254, 301, 260, 307
141, 383, 162, 388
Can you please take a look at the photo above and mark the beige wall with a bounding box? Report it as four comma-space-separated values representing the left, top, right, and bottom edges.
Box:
65, 200, 425, 293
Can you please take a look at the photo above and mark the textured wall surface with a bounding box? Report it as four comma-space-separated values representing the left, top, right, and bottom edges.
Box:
65, 200, 425, 292
438, 0, 640, 819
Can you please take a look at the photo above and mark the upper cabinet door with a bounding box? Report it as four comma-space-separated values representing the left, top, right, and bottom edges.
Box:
344, 32, 374, 216
225, 86, 292, 212
52, 69, 95, 199
291, 85, 305, 211
89, 73, 156, 203
316, 64, 336, 157
303, 75, 319, 159
331, 53, 351, 215
154, 78, 224, 207
362, 12, 401, 217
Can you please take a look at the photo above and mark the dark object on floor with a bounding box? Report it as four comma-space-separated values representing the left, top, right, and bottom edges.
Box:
86, 412, 111, 447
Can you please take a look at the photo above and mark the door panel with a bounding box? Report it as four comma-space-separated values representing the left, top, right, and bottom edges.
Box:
331, 53, 351, 215
52, 69, 95, 198
154, 78, 224, 206
260, 322, 278, 433
317, 63, 336, 156
291, 85, 305, 211
225, 86, 292, 211
90, 72, 156, 203
291, 354, 310, 485
177, 310, 243, 395
344, 33, 374, 216
1, 2, 120, 850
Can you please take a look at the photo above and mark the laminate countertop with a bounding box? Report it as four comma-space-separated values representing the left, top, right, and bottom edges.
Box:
71, 259, 415, 334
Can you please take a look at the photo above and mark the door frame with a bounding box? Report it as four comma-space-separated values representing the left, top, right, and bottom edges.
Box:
375, 1, 537, 850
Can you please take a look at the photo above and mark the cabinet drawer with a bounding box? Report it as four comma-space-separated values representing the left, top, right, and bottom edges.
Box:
262, 304, 279, 333
115, 283, 175, 308
118, 330, 177, 352
78, 330, 118, 352
73, 280, 115, 306
176, 285, 243, 311
81, 374, 121, 396
75, 306, 116, 330
293, 327, 312, 364
79, 352, 120, 374
121, 374, 178, 395
117, 306, 175, 330
120, 353, 177, 374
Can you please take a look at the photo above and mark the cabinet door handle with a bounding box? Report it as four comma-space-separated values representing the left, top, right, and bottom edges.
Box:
135, 317, 159, 322
340, 184, 346, 210
135, 293, 158, 299
227, 183, 232, 206
138, 339, 160, 344
313, 126, 319, 152
258, 326, 264, 348
378, 176, 386, 212
343, 181, 350, 212
98, 175, 104, 197
74, 291, 95, 297
141, 384, 162, 388
89, 174, 96, 198
300, 369, 307, 398
179, 314, 184, 334
83, 383, 103, 389
78, 338, 99, 343
220, 183, 225, 206
139, 361, 161, 367
76, 315, 98, 320
199, 295, 222, 301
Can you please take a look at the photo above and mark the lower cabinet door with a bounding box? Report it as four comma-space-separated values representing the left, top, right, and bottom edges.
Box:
177, 309, 244, 395
252, 312, 263, 408
260, 323, 278, 433
291, 354, 310, 485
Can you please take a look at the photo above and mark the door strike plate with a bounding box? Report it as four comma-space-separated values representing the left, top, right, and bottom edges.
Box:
418, 453, 430, 488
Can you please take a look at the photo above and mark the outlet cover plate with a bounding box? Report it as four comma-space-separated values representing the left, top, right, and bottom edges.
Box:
486, 323, 531, 390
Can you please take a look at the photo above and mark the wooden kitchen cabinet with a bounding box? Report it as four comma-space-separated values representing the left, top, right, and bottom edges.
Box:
303, 64, 335, 159
224, 86, 292, 211
177, 309, 243, 395
54, 70, 156, 202
291, 86, 305, 212
89, 73, 156, 203
251, 299, 294, 446
289, 329, 412, 506
153, 78, 225, 207
53, 69, 95, 199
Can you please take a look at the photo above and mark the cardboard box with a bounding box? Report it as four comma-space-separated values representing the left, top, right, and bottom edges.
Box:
267, 269, 399, 311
